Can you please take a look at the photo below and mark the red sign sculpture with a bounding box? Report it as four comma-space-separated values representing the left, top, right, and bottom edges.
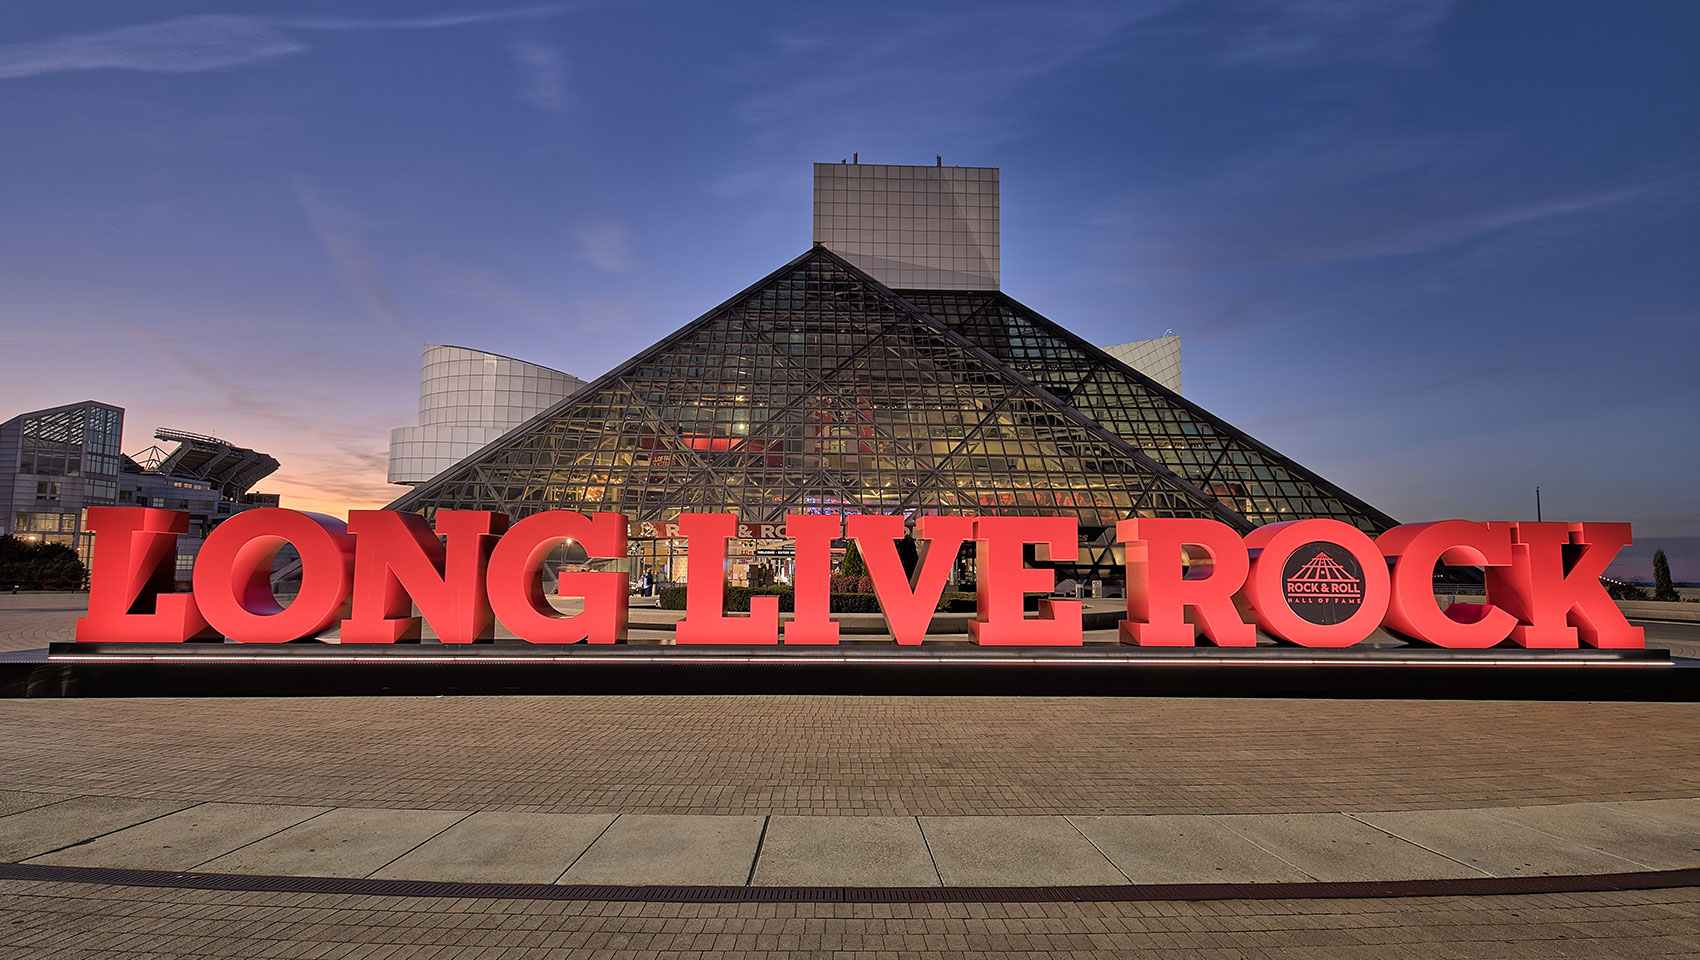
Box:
75, 507, 1645, 650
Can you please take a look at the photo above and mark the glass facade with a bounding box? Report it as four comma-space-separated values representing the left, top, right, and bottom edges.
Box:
898, 291, 1395, 533
0, 400, 125, 560
389, 247, 1395, 580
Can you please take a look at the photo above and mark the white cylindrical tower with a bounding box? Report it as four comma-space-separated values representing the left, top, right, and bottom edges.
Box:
387, 345, 586, 485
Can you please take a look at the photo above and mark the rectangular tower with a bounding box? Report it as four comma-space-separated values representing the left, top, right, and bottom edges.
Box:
813, 162, 999, 290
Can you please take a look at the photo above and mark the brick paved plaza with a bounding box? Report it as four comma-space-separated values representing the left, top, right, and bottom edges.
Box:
4, 881, 1699, 958
2, 594, 1698, 957
4, 695, 1700, 815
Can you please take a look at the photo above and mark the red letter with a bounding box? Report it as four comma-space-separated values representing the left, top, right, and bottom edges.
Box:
783, 514, 840, 645
341, 510, 508, 643
192, 509, 355, 643
75, 507, 212, 643
1377, 521, 1517, 648
675, 513, 777, 644
486, 511, 628, 643
1486, 522, 1644, 649
969, 516, 1082, 645
1241, 519, 1390, 647
848, 514, 973, 646
1118, 517, 1254, 647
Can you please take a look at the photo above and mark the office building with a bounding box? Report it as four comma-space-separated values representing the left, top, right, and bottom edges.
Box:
0, 400, 124, 559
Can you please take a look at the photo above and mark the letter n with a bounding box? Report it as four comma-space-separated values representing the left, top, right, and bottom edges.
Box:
341, 510, 508, 643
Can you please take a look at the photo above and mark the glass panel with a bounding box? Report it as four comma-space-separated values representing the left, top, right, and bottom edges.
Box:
390, 249, 1393, 579
900, 290, 1395, 533
392, 251, 1238, 545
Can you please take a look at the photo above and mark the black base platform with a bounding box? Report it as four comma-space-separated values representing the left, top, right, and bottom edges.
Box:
1, 643, 1692, 700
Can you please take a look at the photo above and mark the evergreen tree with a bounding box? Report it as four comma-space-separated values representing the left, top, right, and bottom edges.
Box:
1652, 548, 1679, 602
838, 539, 866, 578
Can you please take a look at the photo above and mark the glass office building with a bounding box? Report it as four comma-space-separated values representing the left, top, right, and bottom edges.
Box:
0, 400, 125, 560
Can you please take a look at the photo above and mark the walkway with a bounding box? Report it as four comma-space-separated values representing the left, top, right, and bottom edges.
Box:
4, 596, 1700, 957
3, 789, 1699, 888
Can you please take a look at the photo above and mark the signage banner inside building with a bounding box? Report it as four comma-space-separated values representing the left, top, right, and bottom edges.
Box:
74, 506, 1644, 651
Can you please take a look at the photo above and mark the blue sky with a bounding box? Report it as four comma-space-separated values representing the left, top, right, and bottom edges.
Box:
1, 1, 1695, 579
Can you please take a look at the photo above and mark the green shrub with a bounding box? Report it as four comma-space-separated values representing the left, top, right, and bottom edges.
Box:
657, 585, 792, 611
829, 592, 885, 613
0, 535, 86, 590
937, 591, 977, 612
1606, 581, 1649, 602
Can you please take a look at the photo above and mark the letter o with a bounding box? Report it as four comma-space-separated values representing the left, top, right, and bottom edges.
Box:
1242, 519, 1390, 647
193, 509, 355, 643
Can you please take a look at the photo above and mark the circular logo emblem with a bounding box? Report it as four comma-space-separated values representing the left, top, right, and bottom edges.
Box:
1281, 542, 1366, 625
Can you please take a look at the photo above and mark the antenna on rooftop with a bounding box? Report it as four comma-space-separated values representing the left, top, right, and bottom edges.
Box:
853, 152, 858, 164
936, 155, 942, 167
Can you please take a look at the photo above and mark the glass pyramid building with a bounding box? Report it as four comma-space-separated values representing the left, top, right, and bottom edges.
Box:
388, 244, 1394, 581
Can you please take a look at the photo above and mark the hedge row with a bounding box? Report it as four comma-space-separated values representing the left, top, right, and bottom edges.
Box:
0, 535, 86, 591
658, 586, 983, 613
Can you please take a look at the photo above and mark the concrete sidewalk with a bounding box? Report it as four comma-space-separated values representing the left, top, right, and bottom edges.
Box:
4, 790, 1695, 888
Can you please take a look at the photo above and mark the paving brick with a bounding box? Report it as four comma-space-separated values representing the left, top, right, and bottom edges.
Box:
2, 694, 1697, 816
1, 879, 1697, 958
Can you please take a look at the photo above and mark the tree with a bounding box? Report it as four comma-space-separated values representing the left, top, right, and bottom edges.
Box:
838, 539, 866, 578
1607, 580, 1649, 602
0, 535, 87, 590
1653, 548, 1679, 602
896, 533, 920, 581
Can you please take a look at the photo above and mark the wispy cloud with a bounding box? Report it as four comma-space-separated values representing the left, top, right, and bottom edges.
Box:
1219, 0, 1457, 68
576, 223, 632, 272
740, 3, 1175, 145
1242, 360, 1524, 431
507, 32, 570, 112
0, 7, 563, 80
114, 317, 392, 457
293, 179, 418, 343
569, 293, 647, 335
109, 316, 403, 513
1097, 133, 1650, 281
417, 262, 570, 332
714, 3, 1178, 243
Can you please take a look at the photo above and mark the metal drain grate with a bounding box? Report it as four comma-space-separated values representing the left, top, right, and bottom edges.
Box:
2, 862, 1697, 903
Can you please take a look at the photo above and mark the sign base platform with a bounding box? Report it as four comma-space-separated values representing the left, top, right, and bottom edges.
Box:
2, 643, 1692, 701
